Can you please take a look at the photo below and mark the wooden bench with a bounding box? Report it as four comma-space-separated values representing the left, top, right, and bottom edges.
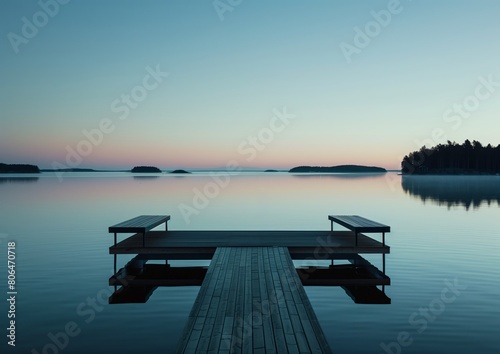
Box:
328, 215, 390, 246
109, 215, 170, 247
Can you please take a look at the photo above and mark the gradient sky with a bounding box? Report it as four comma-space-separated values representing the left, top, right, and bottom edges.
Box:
1, 0, 500, 170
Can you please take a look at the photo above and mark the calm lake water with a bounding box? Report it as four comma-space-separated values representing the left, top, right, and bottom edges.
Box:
0, 172, 499, 353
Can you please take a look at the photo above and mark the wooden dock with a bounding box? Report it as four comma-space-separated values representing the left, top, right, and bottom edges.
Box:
176, 247, 332, 354
108, 214, 393, 353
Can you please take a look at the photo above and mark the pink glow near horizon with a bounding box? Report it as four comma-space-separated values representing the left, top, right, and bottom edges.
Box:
2, 143, 400, 169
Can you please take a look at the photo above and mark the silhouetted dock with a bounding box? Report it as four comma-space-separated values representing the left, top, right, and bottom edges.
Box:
108, 214, 392, 353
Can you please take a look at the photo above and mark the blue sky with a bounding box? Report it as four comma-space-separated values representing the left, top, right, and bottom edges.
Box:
1, 0, 500, 169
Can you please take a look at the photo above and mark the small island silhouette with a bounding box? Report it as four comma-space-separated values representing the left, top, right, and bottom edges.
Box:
170, 169, 190, 174
0, 163, 40, 173
289, 165, 386, 173
131, 166, 161, 173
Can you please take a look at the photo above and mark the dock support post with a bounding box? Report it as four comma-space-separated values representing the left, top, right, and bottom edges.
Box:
355, 231, 358, 246
114, 232, 117, 246
382, 253, 386, 275
330, 220, 333, 231
113, 254, 117, 292
382, 232, 385, 247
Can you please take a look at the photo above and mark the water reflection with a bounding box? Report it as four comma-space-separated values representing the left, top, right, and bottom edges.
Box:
401, 175, 500, 209
0, 177, 39, 183
291, 173, 386, 180
109, 253, 391, 305
132, 175, 160, 179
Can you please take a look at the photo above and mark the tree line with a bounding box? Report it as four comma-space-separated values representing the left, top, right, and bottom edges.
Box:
402, 140, 500, 174
0, 163, 40, 173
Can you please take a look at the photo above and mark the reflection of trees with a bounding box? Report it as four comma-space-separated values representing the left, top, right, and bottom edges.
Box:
0, 177, 39, 184
401, 176, 500, 210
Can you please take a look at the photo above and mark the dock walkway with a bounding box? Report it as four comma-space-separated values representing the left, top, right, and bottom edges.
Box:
176, 247, 332, 354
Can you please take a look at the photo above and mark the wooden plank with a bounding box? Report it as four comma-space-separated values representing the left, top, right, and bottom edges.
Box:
222, 247, 239, 353
176, 247, 332, 354
328, 215, 390, 233
228, 247, 244, 353
265, 247, 288, 353
251, 248, 265, 352
109, 215, 170, 233
271, 247, 300, 354
257, 248, 277, 354
242, 248, 253, 354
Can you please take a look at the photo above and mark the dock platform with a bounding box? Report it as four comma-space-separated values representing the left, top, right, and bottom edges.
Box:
109, 230, 389, 256
107, 214, 393, 353
176, 247, 332, 354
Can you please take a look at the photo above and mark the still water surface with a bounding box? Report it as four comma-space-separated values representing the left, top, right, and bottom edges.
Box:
0, 172, 499, 353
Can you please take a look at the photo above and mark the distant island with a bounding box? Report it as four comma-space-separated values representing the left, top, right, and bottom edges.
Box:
40, 168, 96, 172
131, 166, 161, 173
170, 169, 190, 174
264, 169, 279, 172
402, 140, 500, 175
289, 165, 387, 173
0, 163, 40, 173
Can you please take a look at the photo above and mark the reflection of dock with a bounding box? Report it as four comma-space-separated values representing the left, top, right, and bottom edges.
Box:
108, 215, 392, 353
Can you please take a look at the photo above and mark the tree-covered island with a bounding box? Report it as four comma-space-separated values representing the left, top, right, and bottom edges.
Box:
402, 140, 500, 175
